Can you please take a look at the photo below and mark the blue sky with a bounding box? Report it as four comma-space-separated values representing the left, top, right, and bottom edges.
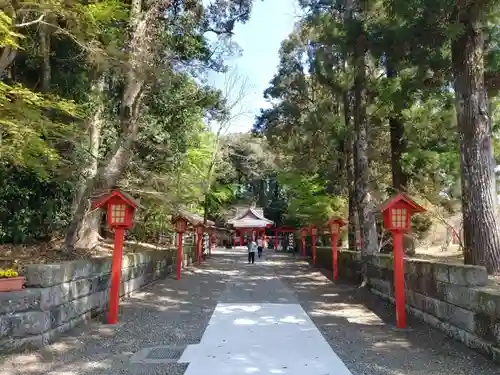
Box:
207, 0, 298, 133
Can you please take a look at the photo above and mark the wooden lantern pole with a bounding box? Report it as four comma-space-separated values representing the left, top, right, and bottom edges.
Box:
108, 227, 125, 324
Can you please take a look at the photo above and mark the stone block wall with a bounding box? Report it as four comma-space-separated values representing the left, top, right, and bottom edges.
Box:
0, 245, 196, 353
314, 246, 500, 363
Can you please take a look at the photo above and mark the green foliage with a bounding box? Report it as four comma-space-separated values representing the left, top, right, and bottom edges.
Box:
277, 172, 346, 226
0, 167, 73, 244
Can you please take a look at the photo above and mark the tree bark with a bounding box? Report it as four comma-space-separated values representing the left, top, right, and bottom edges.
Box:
353, 19, 378, 258
70, 74, 107, 249
38, 23, 51, 92
451, 5, 500, 273
343, 91, 357, 251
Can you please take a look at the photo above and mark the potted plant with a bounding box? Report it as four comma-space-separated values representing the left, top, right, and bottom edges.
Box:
0, 268, 24, 292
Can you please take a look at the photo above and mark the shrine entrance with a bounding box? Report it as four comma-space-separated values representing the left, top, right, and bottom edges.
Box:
227, 206, 273, 247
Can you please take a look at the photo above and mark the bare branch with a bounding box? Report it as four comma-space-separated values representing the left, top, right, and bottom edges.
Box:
14, 14, 45, 28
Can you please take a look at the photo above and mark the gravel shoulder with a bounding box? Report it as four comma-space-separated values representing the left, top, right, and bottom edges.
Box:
275, 254, 500, 375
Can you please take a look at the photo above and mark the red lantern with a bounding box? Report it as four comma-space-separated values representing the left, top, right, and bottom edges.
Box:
383, 204, 411, 232
173, 217, 188, 233
93, 190, 137, 230
326, 217, 346, 281
171, 215, 191, 280
92, 189, 138, 325
380, 193, 425, 329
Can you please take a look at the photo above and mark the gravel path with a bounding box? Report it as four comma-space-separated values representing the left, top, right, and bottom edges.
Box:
1, 248, 499, 375
273, 253, 500, 375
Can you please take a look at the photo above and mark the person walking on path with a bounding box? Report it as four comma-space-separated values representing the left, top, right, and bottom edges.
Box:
257, 236, 264, 258
247, 239, 257, 264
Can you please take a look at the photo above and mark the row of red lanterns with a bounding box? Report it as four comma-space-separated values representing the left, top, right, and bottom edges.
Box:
94, 190, 423, 329
298, 193, 426, 329
171, 216, 216, 280
91, 189, 218, 325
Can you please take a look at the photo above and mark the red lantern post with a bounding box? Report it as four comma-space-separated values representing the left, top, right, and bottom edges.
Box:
310, 225, 318, 265
172, 215, 189, 280
327, 217, 346, 281
194, 224, 204, 265
380, 193, 425, 329
92, 189, 138, 324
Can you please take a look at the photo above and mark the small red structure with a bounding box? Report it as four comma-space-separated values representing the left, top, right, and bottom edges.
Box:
172, 215, 189, 280
380, 193, 425, 329
327, 217, 346, 281
299, 227, 309, 256
92, 189, 138, 324
310, 224, 318, 265
194, 223, 204, 265
227, 206, 273, 248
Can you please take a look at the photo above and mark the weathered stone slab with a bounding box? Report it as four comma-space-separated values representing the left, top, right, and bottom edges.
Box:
448, 264, 488, 287
8, 310, 51, 337
417, 291, 475, 332
0, 289, 41, 315
24, 258, 109, 287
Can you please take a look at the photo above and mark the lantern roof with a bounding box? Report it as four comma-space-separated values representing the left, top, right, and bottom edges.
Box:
227, 206, 273, 228
380, 193, 425, 213
326, 216, 347, 226
171, 210, 215, 227
92, 189, 139, 210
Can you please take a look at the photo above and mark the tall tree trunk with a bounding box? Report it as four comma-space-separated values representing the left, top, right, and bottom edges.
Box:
343, 91, 357, 251
352, 15, 378, 285
64, 0, 154, 251
451, 5, 500, 273
38, 24, 51, 93
386, 57, 408, 191
70, 74, 106, 249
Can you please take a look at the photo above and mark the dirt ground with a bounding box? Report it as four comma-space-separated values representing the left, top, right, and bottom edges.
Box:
412, 244, 464, 264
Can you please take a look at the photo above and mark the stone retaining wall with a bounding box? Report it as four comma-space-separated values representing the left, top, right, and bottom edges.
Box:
314, 246, 500, 363
0, 245, 196, 353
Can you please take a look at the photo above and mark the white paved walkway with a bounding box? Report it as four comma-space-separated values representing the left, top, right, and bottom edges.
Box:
180, 303, 352, 375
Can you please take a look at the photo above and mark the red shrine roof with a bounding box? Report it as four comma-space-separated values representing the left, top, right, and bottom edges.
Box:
227, 206, 274, 228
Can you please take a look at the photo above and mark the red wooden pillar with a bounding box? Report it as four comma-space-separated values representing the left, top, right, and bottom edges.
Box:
311, 225, 317, 265
240, 229, 244, 247
331, 233, 339, 280
108, 227, 125, 324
